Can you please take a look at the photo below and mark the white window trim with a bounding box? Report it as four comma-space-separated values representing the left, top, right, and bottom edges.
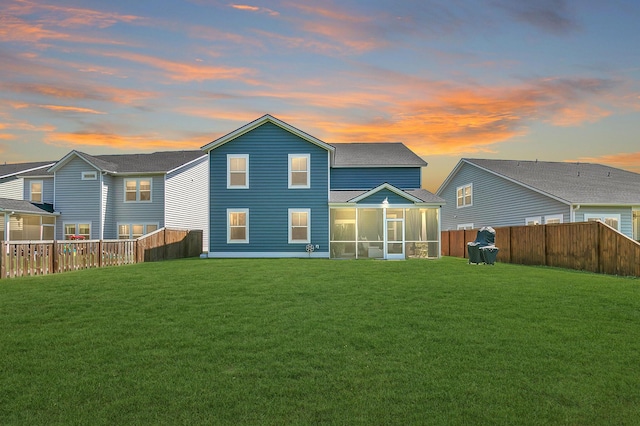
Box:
29, 180, 43, 203
456, 183, 472, 208
457, 223, 474, 230
63, 222, 91, 240
525, 216, 542, 225
227, 154, 249, 189
117, 222, 159, 239
288, 154, 310, 189
81, 171, 98, 180
289, 208, 311, 244
584, 213, 621, 231
544, 214, 563, 224
227, 208, 249, 243
124, 178, 153, 203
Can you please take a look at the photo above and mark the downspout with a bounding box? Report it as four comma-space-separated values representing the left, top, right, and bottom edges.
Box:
99, 172, 105, 240
570, 204, 581, 223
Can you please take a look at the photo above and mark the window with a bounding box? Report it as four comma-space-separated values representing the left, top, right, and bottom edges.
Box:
289, 209, 310, 243
288, 154, 310, 188
118, 223, 159, 239
124, 178, 152, 202
545, 214, 563, 224
82, 171, 97, 180
526, 216, 542, 225
456, 184, 472, 208
227, 154, 249, 189
228, 209, 248, 243
29, 180, 43, 203
457, 223, 474, 230
64, 222, 91, 240
584, 213, 621, 231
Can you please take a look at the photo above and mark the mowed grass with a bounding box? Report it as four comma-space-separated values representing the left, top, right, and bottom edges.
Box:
1, 257, 639, 425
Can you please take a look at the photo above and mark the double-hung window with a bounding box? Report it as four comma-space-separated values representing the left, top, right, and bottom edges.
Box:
289, 209, 310, 243
288, 154, 310, 188
125, 178, 152, 202
29, 180, 43, 203
64, 222, 91, 240
227, 154, 249, 189
456, 184, 472, 208
228, 209, 248, 243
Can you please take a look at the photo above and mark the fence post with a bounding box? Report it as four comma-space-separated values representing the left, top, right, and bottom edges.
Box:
0, 242, 5, 279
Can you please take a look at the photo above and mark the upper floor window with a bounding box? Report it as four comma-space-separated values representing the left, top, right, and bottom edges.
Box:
289, 154, 310, 188
289, 208, 310, 243
227, 154, 249, 189
456, 183, 472, 208
29, 180, 43, 203
228, 209, 249, 243
125, 178, 152, 202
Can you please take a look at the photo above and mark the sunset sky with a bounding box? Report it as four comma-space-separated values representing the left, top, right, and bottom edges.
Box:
1, 0, 639, 192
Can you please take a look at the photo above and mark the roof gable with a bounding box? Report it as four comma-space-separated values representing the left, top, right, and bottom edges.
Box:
201, 114, 334, 153
348, 183, 424, 203
49, 150, 206, 175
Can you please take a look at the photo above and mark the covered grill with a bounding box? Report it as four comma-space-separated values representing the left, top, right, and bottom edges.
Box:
467, 226, 499, 265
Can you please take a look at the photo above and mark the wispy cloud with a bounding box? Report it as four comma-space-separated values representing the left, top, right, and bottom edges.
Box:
1, 82, 158, 105
44, 131, 202, 151
96, 51, 257, 83
229, 4, 280, 16
493, 0, 579, 35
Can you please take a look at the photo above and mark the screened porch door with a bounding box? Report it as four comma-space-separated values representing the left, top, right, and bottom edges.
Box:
385, 218, 404, 260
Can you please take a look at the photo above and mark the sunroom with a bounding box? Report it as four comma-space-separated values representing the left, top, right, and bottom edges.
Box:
329, 184, 444, 260
0, 198, 57, 242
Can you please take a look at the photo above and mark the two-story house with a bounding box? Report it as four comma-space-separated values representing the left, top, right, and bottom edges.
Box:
202, 114, 444, 259
48, 150, 209, 249
437, 158, 640, 241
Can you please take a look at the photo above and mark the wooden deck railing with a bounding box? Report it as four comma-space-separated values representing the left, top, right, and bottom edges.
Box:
441, 221, 640, 277
0, 228, 202, 279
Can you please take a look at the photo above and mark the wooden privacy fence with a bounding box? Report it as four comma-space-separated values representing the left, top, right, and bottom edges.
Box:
0, 228, 202, 279
441, 221, 640, 277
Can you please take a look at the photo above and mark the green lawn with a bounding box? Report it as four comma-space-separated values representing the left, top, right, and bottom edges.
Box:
1, 257, 638, 425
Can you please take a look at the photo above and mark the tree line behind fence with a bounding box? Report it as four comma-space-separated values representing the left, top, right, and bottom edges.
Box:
1, 228, 202, 279
441, 221, 640, 277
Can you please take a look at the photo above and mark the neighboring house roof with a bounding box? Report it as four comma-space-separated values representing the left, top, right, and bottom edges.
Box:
441, 158, 640, 205
201, 114, 335, 152
331, 143, 427, 168
49, 150, 206, 175
0, 161, 55, 179
0, 197, 56, 215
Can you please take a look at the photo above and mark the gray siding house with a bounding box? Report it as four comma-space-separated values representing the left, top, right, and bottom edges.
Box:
48, 150, 209, 250
0, 161, 57, 241
203, 114, 444, 259
437, 158, 640, 241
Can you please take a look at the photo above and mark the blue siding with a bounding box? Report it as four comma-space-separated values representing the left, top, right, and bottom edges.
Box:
331, 167, 421, 190
209, 122, 330, 254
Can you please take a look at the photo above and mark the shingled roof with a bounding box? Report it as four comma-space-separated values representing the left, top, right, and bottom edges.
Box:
464, 158, 640, 205
0, 161, 55, 179
331, 143, 427, 168
50, 150, 206, 174
0, 197, 56, 215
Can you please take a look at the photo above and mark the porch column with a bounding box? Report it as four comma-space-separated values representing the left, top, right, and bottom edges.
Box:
3, 213, 10, 242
